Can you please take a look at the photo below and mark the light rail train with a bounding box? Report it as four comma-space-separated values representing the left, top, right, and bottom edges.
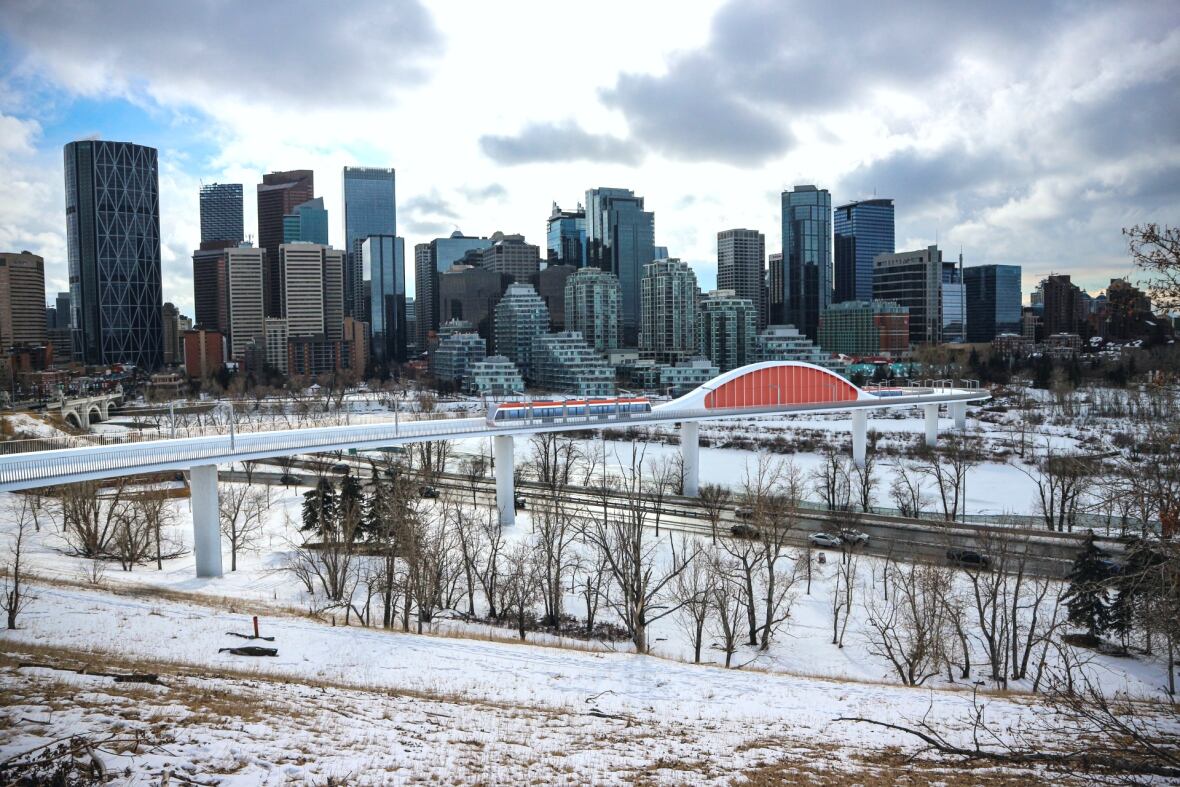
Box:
487, 397, 651, 426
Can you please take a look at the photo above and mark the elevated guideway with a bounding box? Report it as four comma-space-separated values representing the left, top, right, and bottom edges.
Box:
0, 362, 988, 578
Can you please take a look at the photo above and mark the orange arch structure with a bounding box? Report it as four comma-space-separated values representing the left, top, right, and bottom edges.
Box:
701, 362, 861, 409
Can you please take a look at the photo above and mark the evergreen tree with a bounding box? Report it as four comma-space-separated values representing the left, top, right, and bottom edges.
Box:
301, 477, 339, 536
1032, 354, 1053, 389
339, 471, 363, 537
1064, 532, 1112, 641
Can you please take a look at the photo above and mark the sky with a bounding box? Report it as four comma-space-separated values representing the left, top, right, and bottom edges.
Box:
1, 0, 1177, 317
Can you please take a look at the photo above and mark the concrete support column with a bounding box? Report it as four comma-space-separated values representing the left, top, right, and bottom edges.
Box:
951, 401, 967, 430
851, 409, 867, 468
190, 464, 223, 578
494, 434, 515, 527
681, 421, 700, 497
924, 403, 940, 448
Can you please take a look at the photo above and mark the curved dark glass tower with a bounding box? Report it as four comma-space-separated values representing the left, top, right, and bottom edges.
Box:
64, 140, 163, 369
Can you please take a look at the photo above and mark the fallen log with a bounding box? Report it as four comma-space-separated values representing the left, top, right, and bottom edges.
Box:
217, 646, 278, 657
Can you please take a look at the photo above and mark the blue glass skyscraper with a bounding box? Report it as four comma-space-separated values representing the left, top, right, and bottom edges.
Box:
363, 234, 406, 366
546, 202, 586, 266
775, 185, 831, 341
343, 167, 396, 318
64, 139, 163, 369
586, 187, 654, 345
834, 198, 894, 304
964, 264, 1022, 342
199, 182, 244, 245
282, 197, 329, 244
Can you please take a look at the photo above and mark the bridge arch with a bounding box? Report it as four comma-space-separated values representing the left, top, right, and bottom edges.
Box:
663, 361, 864, 411
63, 410, 83, 430
87, 405, 103, 425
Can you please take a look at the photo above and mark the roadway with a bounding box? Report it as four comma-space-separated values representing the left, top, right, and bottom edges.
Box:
225, 458, 1094, 579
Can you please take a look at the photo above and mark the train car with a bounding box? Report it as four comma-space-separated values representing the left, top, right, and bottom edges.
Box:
487, 397, 651, 426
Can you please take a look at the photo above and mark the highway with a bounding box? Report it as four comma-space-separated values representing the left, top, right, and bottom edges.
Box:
226, 457, 1098, 579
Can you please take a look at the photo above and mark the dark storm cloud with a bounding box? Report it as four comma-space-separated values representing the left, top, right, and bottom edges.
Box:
1, 0, 440, 108
479, 122, 642, 166
837, 147, 1015, 212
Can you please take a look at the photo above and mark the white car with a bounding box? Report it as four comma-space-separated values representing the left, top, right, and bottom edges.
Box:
808, 532, 842, 548
839, 529, 870, 546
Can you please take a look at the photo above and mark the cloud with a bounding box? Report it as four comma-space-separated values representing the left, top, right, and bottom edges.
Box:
479, 122, 642, 166
1, 0, 440, 110
462, 182, 506, 202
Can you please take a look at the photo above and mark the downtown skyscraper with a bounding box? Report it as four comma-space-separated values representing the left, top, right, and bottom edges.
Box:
363, 234, 406, 367
774, 185, 832, 341
199, 182, 244, 246
586, 187, 654, 346
64, 139, 163, 368
833, 198, 894, 303
717, 228, 767, 329
343, 167, 396, 319
257, 170, 314, 317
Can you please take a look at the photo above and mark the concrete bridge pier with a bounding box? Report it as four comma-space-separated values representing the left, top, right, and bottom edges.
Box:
851, 409, 867, 468
494, 434, 515, 527
190, 464, 223, 578
924, 403, 940, 448
680, 421, 699, 497
950, 401, 967, 430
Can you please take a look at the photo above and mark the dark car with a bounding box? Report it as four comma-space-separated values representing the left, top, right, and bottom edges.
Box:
514, 495, 527, 510
330, 463, 350, 474
418, 485, 440, 499
278, 474, 301, 486
947, 548, 991, 568
734, 507, 755, 520
730, 523, 761, 539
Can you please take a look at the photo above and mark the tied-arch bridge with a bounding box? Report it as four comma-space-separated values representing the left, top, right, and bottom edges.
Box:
0, 362, 988, 578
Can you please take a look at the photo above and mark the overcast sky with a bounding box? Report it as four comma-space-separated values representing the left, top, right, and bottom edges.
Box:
1, 0, 1177, 316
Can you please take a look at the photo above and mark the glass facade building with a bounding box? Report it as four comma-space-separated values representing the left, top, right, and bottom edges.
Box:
363, 235, 406, 366
282, 197, 329, 245
964, 264, 1022, 342
586, 187, 655, 346
343, 167, 396, 319
546, 203, 587, 266
834, 198, 894, 304
64, 139, 164, 369
776, 185, 832, 342
199, 183, 244, 245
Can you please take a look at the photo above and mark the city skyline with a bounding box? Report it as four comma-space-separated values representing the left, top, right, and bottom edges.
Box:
1, 1, 1176, 318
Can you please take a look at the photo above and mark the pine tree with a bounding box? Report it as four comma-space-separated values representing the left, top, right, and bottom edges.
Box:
301, 477, 339, 537
1064, 532, 1112, 641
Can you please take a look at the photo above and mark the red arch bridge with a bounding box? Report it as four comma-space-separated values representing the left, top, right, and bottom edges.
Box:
0, 362, 988, 578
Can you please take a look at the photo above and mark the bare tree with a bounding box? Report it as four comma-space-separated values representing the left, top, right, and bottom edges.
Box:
460, 454, 488, 505
529, 432, 581, 490
532, 496, 577, 628
697, 483, 731, 545
811, 446, 851, 511
219, 484, 267, 571
918, 437, 978, 522
862, 559, 953, 685
498, 541, 541, 640
54, 479, 129, 558
1125, 223, 1180, 311
710, 554, 746, 668
645, 455, 679, 537
850, 431, 879, 512
672, 540, 715, 663
1018, 442, 1093, 532
749, 457, 804, 650
2, 496, 37, 629
572, 548, 611, 637
829, 550, 858, 648
889, 462, 928, 518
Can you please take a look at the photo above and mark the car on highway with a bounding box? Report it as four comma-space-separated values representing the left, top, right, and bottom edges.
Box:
330, 463, 350, 474
947, 548, 991, 568
278, 474, 301, 486
839, 529, 870, 546
730, 523, 761, 539
734, 507, 755, 520
418, 485, 440, 499
514, 495, 527, 510
809, 532, 843, 548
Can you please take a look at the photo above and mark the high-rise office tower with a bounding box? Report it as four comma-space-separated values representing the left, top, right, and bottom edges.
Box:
64, 140, 163, 368
717, 229, 766, 329
161, 302, 180, 365
438, 264, 506, 347
493, 283, 549, 377
1040, 274, 1084, 336
257, 170, 314, 317
280, 244, 344, 341
833, 199, 894, 304
0, 251, 47, 350
199, 183, 244, 246
564, 267, 622, 354
343, 167, 396, 319
697, 290, 757, 372
282, 197, 329, 245
192, 247, 229, 333
547, 202, 586, 265
586, 187, 655, 345
482, 233, 540, 281
416, 232, 493, 351
963, 265, 1022, 343
226, 245, 266, 362
873, 245, 948, 346
363, 234, 406, 366
54, 292, 71, 329
942, 257, 966, 343
775, 185, 831, 341
640, 258, 699, 364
